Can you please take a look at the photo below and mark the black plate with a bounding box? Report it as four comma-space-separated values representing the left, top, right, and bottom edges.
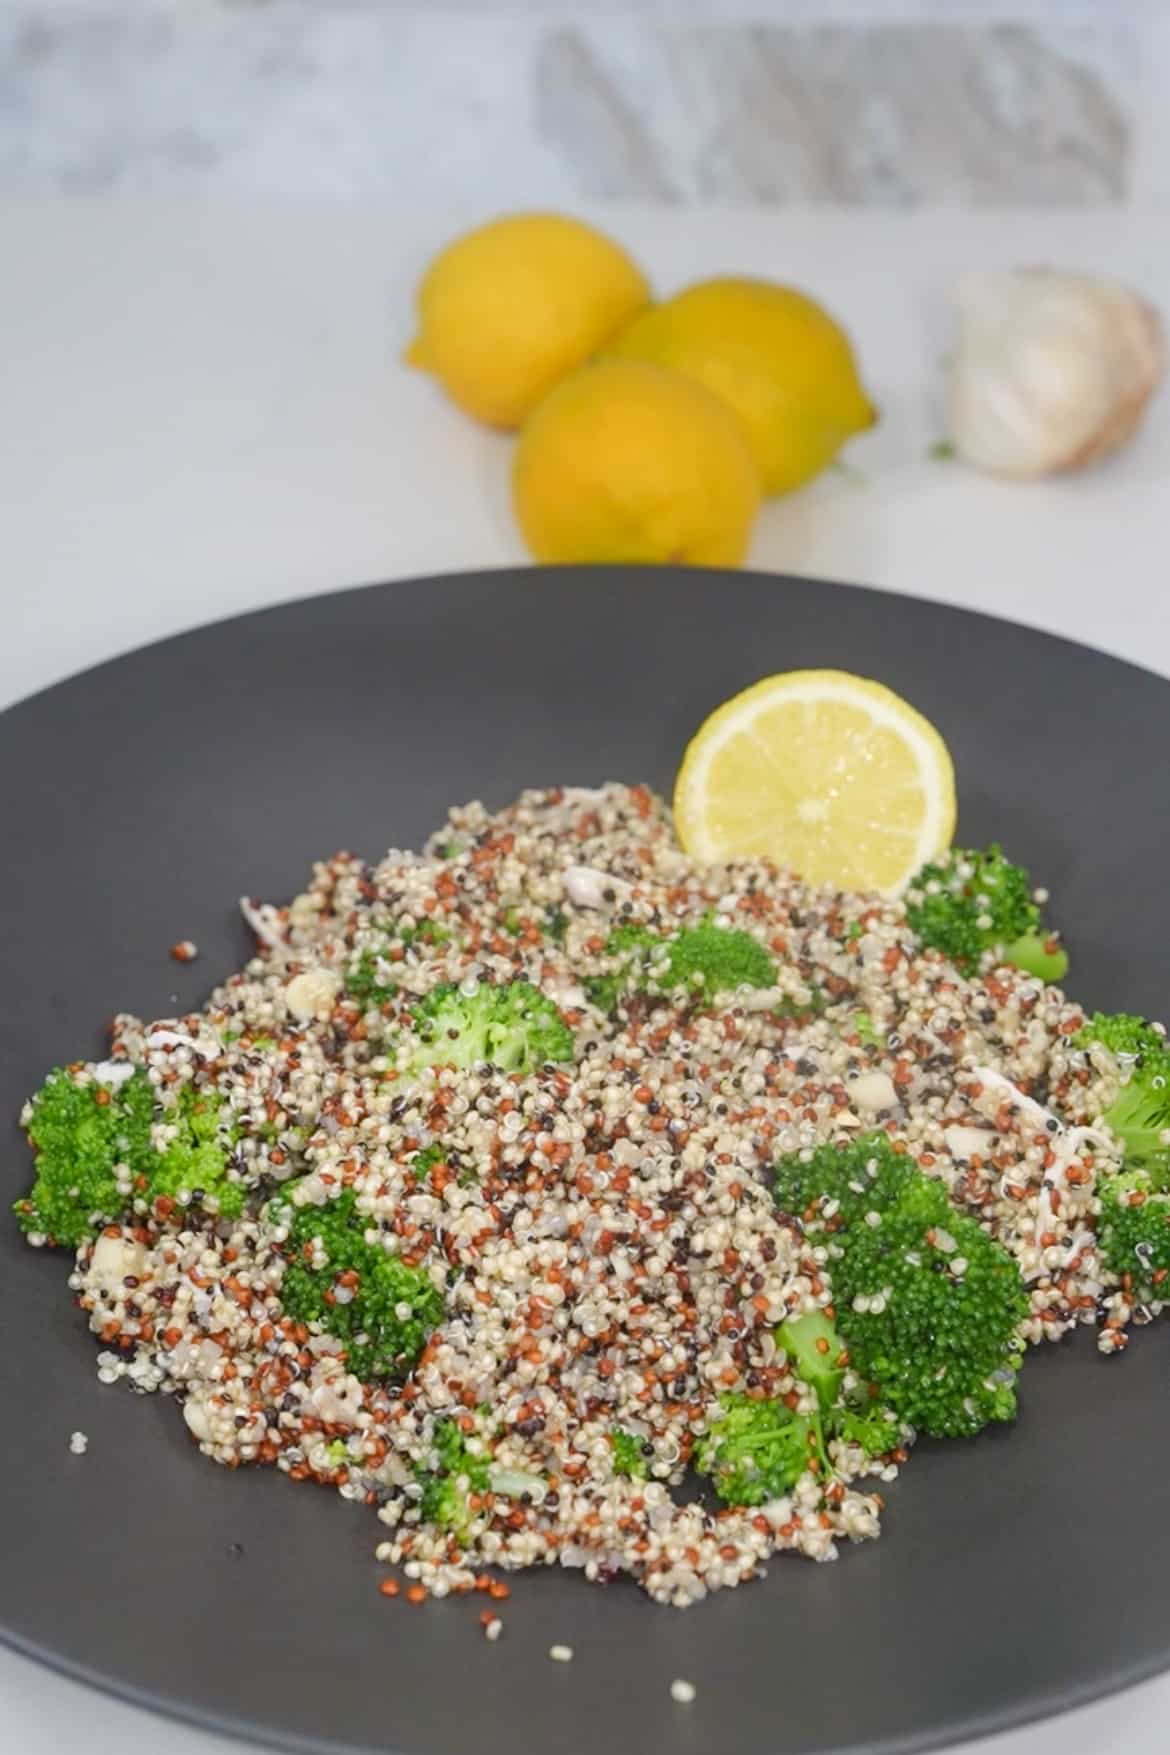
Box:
2, 568, 1169, 1755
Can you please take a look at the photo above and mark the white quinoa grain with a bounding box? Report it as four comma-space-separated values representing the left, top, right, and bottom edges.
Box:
670, 1678, 697, 1704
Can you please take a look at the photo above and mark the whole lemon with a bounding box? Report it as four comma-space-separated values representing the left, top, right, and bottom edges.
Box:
512, 359, 761, 567
607, 277, 876, 494
404, 213, 650, 429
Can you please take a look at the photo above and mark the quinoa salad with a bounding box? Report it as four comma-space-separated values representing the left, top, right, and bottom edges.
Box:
15, 783, 1170, 1609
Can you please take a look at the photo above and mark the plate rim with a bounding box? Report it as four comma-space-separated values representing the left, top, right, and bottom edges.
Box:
3, 1611, 1169, 1755
2, 564, 1166, 728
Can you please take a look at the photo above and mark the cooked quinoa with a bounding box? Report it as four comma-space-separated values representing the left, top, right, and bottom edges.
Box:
23, 784, 1155, 1606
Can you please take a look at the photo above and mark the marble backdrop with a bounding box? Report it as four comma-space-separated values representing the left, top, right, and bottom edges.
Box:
0, 1, 1164, 204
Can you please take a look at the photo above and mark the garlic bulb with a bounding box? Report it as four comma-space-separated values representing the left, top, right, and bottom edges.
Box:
948, 269, 1165, 477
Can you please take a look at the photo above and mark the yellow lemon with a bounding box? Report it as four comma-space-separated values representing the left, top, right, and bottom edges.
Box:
607, 277, 876, 495
673, 670, 955, 892
404, 212, 650, 429
512, 360, 761, 567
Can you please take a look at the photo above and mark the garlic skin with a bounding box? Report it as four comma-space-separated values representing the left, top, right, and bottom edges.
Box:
949, 269, 1165, 478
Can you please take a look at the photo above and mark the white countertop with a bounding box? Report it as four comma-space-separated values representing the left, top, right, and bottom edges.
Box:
0, 196, 1167, 1755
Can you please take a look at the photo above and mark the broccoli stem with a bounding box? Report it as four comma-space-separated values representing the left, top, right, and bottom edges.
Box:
776, 1311, 845, 1412
999, 932, 1069, 984
1104, 1081, 1170, 1184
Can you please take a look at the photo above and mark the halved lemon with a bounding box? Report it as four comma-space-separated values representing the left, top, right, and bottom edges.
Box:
673, 669, 956, 893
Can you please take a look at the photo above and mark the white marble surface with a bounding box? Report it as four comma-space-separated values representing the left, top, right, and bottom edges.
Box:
2, 1, 1168, 207
0, 196, 1168, 1755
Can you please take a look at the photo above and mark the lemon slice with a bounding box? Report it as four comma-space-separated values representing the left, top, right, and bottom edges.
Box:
673, 669, 956, 893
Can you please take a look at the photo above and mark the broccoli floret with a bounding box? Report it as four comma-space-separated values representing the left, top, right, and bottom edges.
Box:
699, 1307, 902, 1507
345, 948, 397, 1007
773, 986, 824, 1022
276, 1189, 443, 1380
345, 922, 452, 1008
1072, 1015, 1170, 1294
775, 1132, 913, 1229
695, 1393, 819, 1506
1076, 1013, 1168, 1064
146, 1086, 243, 1220
1098, 1170, 1170, 1300
664, 919, 776, 991
905, 844, 1067, 983
832, 1400, 903, 1458
14, 1066, 155, 1247
411, 1143, 446, 1181
586, 918, 775, 1014
415, 1418, 490, 1541
406, 919, 451, 948
610, 1428, 648, 1479
404, 980, 573, 1076
546, 908, 569, 944
851, 1011, 880, 1049
582, 924, 657, 1014
778, 1310, 902, 1459
1074, 1014, 1170, 1179
775, 1134, 1028, 1439
14, 1068, 242, 1246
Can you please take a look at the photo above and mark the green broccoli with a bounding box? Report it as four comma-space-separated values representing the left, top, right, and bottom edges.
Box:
415, 1418, 490, 1541
411, 1143, 446, 1181
1098, 1172, 1170, 1301
610, 1428, 648, 1479
584, 924, 657, 1014
1075, 1014, 1170, 1178
344, 948, 397, 1007
276, 1189, 443, 1380
490, 902, 566, 943
775, 1309, 847, 1410
695, 1393, 820, 1506
407, 919, 451, 947
773, 986, 824, 1022
905, 844, 1068, 983
851, 1011, 880, 1049
403, 980, 573, 1076
586, 917, 775, 1014
345, 922, 452, 1007
14, 1068, 242, 1247
778, 1310, 902, 1454
831, 1400, 903, 1458
146, 1087, 243, 1219
1073, 1014, 1170, 1296
698, 1307, 901, 1507
14, 1066, 155, 1247
775, 1134, 1028, 1439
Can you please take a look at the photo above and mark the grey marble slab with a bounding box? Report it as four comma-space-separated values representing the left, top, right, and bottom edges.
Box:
0, 3, 1148, 203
